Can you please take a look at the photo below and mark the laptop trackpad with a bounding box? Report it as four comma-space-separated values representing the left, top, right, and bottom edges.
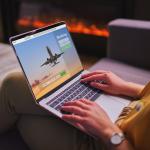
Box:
95, 94, 130, 123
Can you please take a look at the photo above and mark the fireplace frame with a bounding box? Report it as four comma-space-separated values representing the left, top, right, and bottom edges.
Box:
0, 0, 135, 43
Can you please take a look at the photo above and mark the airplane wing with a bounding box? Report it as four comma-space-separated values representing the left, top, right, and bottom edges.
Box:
41, 59, 50, 67
46, 46, 53, 58
41, 61, 47, 67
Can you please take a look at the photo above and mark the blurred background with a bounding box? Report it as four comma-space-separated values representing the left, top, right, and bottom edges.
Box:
0, 0, 150, 68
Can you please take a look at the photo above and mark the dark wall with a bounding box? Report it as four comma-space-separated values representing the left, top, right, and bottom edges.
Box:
0, 9, 3, 41
0, 1, 3, 41
134, 0, 150, 20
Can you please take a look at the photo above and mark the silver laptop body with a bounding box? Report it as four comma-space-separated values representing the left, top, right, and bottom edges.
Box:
10, 22, 130, 125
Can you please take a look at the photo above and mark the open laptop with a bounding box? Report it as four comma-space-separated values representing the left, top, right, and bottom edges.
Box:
10, 22, 130, 124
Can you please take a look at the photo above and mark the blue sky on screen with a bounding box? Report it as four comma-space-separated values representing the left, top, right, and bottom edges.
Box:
14, 31, 63, 83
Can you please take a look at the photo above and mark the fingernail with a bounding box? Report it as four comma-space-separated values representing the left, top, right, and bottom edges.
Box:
80, 79, 84, 82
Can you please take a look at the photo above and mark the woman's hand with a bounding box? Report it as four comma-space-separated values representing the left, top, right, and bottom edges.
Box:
81, 70, 144, 98
61, 99, 121, 143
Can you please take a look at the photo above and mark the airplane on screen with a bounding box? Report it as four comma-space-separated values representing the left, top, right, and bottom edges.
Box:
41, 46, 64, 67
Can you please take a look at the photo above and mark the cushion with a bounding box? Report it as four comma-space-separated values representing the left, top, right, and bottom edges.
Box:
89, 58, 150, 85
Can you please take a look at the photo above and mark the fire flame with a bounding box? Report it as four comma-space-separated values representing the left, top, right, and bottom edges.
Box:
18, 18, 109, 37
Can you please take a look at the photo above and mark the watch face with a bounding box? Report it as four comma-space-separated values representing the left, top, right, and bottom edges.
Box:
111, 133, 122, 145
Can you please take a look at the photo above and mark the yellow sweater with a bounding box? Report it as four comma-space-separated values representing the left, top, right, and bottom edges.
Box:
116, 82, 150, 150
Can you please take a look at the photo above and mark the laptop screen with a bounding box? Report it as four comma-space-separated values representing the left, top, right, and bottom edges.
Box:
11, 23, 83, 100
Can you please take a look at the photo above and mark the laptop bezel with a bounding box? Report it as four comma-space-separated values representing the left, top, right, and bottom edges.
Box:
9, 21, 84, 103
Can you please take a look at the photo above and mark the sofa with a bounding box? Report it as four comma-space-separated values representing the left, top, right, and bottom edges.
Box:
0, 18, 150, 149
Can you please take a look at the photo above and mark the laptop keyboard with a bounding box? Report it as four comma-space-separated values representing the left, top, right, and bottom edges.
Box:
46, 79, 102, 112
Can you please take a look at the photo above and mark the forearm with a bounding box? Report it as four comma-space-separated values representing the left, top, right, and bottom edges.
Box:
121, 82, 144, 98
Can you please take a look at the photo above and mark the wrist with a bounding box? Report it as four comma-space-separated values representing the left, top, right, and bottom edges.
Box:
101, 125, 127, 150
120, 81, 144, 98
101, 124, 122, 144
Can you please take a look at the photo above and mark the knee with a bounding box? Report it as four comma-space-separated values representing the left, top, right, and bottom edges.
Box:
1, 72, 33, 105
1, 72, 26, 92
4, 71, 24, 82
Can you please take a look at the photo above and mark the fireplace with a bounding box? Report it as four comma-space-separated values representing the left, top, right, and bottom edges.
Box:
17, 1, 109, 37
0, 0, 134, 56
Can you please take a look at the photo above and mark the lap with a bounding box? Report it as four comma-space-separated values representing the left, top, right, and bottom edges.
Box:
1, 72, 104, 149
17, 115, 104, 150
1, 71, 49, 115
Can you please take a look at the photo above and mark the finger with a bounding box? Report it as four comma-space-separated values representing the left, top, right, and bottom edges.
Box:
72, 123, 92, 137
79, 99, 93, 105
61, 106, 86, 116
90, 82, 109, 91
62, 115, 97, 139
62, 118, 87, 133
81, 70, 107, 79
81, 74, 106, 82
74, 122, 87, 133
62, 114, 84, 123
63, 100, 90, 110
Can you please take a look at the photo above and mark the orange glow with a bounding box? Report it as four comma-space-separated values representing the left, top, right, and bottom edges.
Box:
18, 18, 109, 37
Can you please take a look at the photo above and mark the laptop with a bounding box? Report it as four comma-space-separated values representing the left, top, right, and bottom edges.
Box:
10, 22, 130, 125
